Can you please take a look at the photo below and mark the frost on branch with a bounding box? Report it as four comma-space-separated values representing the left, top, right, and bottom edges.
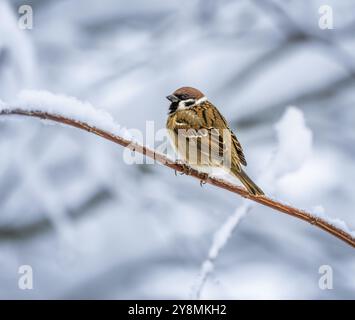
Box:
312, 206, 355, 239
1, 90, 131, 139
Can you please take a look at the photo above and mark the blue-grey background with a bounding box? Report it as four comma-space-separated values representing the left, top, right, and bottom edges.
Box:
0, 0, 354, 299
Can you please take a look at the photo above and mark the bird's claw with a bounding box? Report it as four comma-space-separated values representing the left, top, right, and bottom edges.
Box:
199, 173, 209, 187
310, 217, 320, 225
175, 160, 192, 176
180, 164, 192, 175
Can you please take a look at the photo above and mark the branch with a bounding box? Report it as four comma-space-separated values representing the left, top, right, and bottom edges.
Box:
1, 108, 354, 248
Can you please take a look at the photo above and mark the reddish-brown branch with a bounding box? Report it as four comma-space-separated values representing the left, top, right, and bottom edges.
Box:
1, 108, 354, 248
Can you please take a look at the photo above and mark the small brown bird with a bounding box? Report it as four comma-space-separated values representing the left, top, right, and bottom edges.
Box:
166, 86, 264, 196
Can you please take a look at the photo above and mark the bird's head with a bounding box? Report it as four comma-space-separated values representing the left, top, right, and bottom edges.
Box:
166, 87, 206, 114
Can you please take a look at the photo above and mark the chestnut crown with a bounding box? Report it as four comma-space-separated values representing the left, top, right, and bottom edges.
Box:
172, 87, 204, 100
166, 87, 205, 103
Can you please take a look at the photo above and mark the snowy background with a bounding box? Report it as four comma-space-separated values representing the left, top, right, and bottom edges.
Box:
0, 0, 354, 299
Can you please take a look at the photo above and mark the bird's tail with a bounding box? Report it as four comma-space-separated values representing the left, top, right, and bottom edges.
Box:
232, 168, 264, 196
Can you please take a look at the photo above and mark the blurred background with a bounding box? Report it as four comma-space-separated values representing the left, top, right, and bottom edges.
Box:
0, 0, 354, 299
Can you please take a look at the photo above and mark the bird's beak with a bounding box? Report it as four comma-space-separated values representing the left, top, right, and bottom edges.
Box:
166, 94, 179, 103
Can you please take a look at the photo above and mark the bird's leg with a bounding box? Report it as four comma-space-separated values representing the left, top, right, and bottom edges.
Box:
175, 160, 192, 176
174, 159, 184, 176
180, 164, 193, 176
199, 173, 209, 187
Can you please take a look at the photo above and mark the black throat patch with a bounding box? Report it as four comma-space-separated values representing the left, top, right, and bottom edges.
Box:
168, 102, 179, 114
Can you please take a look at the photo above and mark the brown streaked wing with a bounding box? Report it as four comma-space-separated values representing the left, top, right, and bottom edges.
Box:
198, 102, 247, 167
171, 109, 227, 167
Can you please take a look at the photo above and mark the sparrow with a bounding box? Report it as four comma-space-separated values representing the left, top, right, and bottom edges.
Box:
166, 86, 264, 196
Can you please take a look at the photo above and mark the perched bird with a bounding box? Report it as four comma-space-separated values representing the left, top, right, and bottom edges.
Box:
166, 86, 264, 196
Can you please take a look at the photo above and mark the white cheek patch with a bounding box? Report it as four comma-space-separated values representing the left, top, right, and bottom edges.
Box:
177, 99, 194, 110
177, 97, 207, 110
176, 101, 186, 111
195, 96, 207, 105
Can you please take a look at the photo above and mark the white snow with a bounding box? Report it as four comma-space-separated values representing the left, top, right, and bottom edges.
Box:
190, 201, 251, 299
208, 203, 251, 259
0, 90, 131, 140
190, 260, 214, 299
272, 106, 313, 178
312, 205, 355, 238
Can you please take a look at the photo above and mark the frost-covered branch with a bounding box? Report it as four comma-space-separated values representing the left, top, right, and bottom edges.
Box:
0, 91, 354, 248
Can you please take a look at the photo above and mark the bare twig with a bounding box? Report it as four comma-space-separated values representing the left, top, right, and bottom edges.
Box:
1, 108, 354, 248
